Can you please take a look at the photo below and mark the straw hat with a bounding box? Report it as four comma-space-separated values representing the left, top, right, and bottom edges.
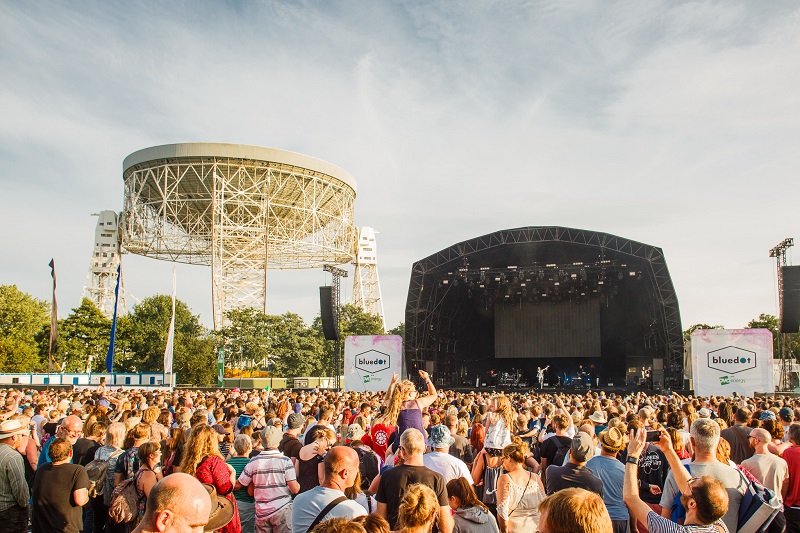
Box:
203, 484, 234, 532
598, 427, 625, 453
0, 419, 30, 440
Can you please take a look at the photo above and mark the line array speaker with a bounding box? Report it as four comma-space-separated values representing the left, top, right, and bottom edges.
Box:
320, 286, 339, 341
782, 266, 800, 333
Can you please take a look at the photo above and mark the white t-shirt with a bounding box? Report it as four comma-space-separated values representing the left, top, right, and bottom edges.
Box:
423, 451, 473, 485
291, 486, 366, 533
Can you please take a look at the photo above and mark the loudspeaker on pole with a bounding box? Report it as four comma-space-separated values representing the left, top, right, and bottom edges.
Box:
782, 266, 800, 334
320, 286, 339, 341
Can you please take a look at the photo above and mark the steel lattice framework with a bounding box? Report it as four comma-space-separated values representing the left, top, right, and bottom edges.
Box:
405, 227, 684, 388
351, 227, 386, 330
120, 143, 357, 328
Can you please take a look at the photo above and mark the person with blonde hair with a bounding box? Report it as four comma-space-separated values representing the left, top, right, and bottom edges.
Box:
483, 395, 513, 452
180, 423, 240, 533
446, 477, 499, 533
396, 483, 440, 533
538, 487, 612, 533
90, 421, 125, 533
496, 443, 544, 533
298, 426, 337, 493
382, 370, 438, 450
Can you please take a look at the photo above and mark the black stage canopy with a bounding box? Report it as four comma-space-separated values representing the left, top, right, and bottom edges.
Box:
404, 227, 683, 390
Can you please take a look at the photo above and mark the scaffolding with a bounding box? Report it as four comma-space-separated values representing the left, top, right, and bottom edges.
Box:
83, 210, 126, 317
351, 227, 386, 330
120, 143, 357, 328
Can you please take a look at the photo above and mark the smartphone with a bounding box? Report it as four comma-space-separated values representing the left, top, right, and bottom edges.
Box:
645, 430, 660, 442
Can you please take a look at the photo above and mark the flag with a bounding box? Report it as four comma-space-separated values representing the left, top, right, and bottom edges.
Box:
106, 263, 122, 372
48, 259, 58, 372
163, 267, 176, 377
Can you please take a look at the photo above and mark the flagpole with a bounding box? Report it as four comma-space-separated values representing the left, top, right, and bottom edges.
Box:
48, 259, 58, 386
163, 267, 176, 390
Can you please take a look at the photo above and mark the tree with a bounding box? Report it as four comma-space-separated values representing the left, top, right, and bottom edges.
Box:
388, 322, 405, 340
38, 298, 111, 372
118, 295, 215, 385
683, 323, 724, 343
311, 304, 385, 375
0, 285, 49, 372
747, 313, 800, 360
220, 309, 325, 378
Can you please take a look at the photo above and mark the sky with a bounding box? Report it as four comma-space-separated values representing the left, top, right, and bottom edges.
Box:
1, 0, 798, 332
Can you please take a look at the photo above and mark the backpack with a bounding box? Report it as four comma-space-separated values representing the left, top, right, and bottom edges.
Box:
354, 447, 379, 491
108, 470, 142, 524
237, 414, 251, 430
551, 438, 570, 468
86, 458, 110, 499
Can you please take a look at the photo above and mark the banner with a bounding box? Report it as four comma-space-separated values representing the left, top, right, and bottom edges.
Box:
691, 329, 774, 397
344, 335, 403, 392
106, 263, 122, 372
48, 259, 58, 372
217, 347, 225, 387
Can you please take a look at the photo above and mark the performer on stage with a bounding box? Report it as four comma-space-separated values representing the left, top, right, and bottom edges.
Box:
537, 365, 550, 389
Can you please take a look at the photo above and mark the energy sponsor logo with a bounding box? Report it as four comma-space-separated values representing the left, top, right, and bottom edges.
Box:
719, 375, 746, 386
354, 349, 391, 374
707, 346, 756, 375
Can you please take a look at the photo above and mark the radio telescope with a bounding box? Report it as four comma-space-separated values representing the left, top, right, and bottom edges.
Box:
120, 143, 357, 328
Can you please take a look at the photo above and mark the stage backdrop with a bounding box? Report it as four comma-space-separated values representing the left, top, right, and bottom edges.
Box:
691, 329, 774, 397
344, 335, 403, 392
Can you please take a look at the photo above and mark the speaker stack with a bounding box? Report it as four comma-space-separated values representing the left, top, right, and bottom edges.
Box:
782, 266, 800, 334
319, 286, 339, 341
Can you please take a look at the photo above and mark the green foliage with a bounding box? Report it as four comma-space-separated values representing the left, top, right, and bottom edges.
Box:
220, 308, 325, 378
40, 298, 112, 372
747, 313, 800, 359
311, 304, 385, 375
683, 323, 724, 342
388, 322, 405, 340
0, 285, 49, 372
118, 295, 215, 385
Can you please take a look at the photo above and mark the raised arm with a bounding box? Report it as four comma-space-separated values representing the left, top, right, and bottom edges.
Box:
382, 373, 399, 407
415, 370, 437, 409
623, 428, 654, 527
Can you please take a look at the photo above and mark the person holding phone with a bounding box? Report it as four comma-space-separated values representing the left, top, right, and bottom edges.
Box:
622, 421, 669, 533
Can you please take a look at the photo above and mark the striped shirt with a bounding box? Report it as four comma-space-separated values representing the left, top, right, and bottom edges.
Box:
238, 449, 296, 518
0, 442, 29, 511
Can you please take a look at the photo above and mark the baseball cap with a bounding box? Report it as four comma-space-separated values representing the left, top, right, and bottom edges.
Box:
779, 407, 794, 422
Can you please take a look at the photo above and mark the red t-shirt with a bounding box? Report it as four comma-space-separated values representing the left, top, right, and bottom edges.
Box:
782, 445, 800, 506
371, 423, 395, 460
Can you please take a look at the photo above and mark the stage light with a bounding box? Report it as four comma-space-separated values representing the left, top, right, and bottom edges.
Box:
495, 277, 501, 282
443, 280, 449, 285
554, 282, 559, 286
598, 281, 604, 285
571, 273, 577, 279
629, 271, 636, 276
520, 283, 526, 286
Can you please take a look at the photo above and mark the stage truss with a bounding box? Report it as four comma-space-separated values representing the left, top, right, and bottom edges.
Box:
405, 227, 684, 389
120, 143, 357, 328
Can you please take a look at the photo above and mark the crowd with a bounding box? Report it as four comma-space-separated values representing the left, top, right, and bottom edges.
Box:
0, 371, 798, 533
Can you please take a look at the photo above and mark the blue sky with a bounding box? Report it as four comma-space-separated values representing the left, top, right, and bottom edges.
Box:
1, 1, 798, 331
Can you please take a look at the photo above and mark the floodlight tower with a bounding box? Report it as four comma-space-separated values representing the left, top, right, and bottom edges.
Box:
119, 143, 357, 328
770, 238, 795, 390
83, 210, 126, 317
351, 227, 386, 330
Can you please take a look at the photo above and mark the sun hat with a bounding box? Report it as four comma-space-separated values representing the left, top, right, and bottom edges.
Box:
588, 411, 607, 424
697, 408, 712, 419
571, 432, 595, 463
598, 427, 625, 453
0, 419, 30, 439
428, 424, 456, 449
202, 484, 234, 532
346, 424, 366, 442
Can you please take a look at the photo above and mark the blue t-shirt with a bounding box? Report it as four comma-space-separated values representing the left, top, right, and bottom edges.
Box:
586, 454, 628, 521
